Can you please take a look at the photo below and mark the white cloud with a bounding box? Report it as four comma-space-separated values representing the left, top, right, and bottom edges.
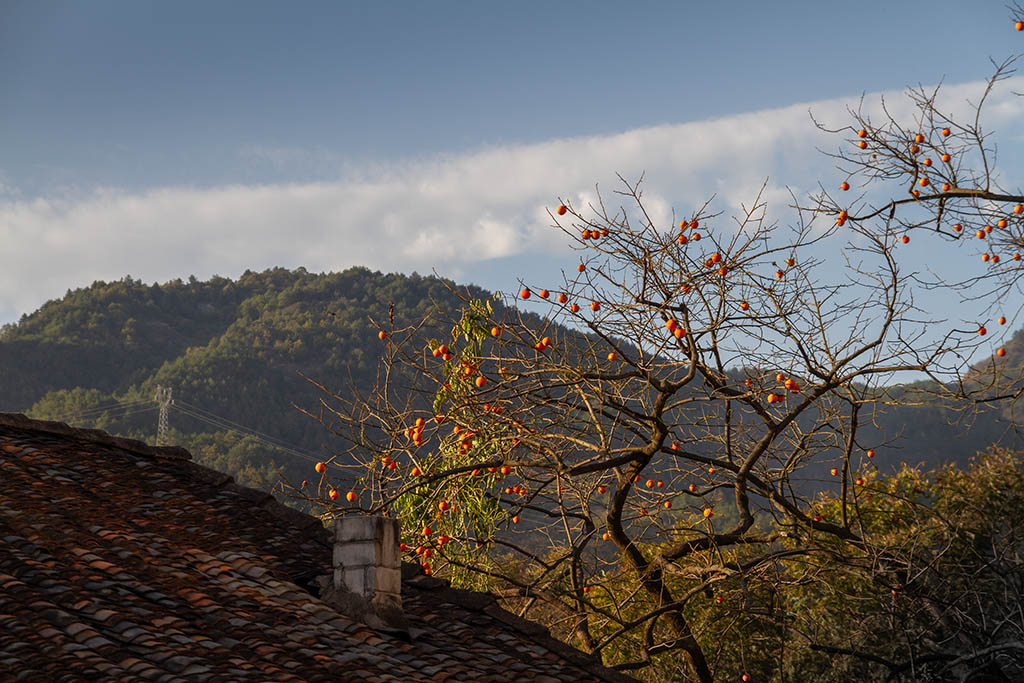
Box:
1, 77, 1023, 322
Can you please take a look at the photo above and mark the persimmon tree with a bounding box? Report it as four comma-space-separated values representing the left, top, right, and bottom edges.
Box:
290, 15, 1024, 683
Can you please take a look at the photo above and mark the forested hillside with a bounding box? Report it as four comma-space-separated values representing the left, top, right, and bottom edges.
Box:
1, 268, 1020, 497
0, 267, 500, 492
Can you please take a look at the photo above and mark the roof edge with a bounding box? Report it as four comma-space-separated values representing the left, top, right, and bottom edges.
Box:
0, 412, 192, 461
0, 412, 333, 547
404, 571, 637, 682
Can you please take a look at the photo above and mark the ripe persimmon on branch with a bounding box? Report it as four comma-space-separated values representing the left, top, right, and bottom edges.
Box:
805, 54, 1024, 349
797, 36, 1024, 411
286, 15, 1024, 683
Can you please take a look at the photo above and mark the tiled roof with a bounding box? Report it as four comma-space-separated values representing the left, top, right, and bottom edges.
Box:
0, 413, 634, 682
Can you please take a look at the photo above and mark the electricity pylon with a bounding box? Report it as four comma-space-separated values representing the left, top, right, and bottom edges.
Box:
154, 385, 172, 445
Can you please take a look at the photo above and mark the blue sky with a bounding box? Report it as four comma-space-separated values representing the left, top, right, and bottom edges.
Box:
2, 1, 1015, 192
1, 0, 1023, 347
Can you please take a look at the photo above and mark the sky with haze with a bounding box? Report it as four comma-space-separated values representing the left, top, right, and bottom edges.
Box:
2, 0, 1023, 345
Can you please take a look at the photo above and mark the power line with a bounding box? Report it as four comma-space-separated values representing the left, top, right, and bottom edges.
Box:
171, 404, 321, 465
63, 405, 159, 426
48, 390, 323, 467
169, 401, 321, 465
56, 398, 153, 423
172, 398, 314, 458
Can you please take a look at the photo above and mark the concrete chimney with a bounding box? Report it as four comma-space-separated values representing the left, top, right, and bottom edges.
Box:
324, 515, 406, 631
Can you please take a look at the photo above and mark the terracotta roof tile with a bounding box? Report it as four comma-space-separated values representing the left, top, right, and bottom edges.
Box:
0, 412, 634, 681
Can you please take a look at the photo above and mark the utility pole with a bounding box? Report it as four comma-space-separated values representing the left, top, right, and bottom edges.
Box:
154, 385, 172, 445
